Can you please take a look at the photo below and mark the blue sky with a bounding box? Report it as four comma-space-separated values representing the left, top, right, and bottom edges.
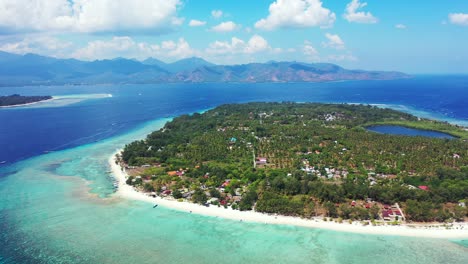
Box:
0, 0, 467, 73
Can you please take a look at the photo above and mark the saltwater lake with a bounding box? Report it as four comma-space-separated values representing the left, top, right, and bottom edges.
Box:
0, 76, 467, 263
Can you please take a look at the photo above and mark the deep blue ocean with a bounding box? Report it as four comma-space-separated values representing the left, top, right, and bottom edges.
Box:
0, 76, 467, 264
1, 75, 467, 165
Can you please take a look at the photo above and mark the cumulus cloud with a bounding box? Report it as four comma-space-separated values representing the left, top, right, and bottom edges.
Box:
343, 0, 378, 24
211, 21, 239, 32
395, 24, 407, 29
72, 37, 195, 61
449, 13, 468, 26
158, 38, 195, 59
206, 38, 245, 55
303, 41, 319, 59
322, 33, 345, 50
244, 35, 270, 54
0, 36, 73, 57
72, 37, 136, 60
0, 0, 182, 34
189, 20, 207, 27
255, 0, 336, 30
211, 10, 223, 19
206, 35, 270, 55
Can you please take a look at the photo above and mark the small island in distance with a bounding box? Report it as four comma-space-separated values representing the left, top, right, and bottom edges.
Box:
117, 102, 467, 225
0, 94, 53, 107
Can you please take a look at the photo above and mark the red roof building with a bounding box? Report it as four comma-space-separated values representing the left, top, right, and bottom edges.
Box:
167, 171, 178, 177
418, 185, 429, 191
221, 180, 231, 187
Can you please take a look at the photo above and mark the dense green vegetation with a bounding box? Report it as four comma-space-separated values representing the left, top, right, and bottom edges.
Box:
121, 103, 468, 222
0, 94, 52, 106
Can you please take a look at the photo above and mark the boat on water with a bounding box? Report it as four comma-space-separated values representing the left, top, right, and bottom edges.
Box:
0, 161, 6, 164
153, 204, 158, 208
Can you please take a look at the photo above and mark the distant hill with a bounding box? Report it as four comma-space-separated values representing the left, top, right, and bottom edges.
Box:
166, 57, 215, 73
142, 57, 168, 69
143, 57, 214, 73
0, 51, 410, 86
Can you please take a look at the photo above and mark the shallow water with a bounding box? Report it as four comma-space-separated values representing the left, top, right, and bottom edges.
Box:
1, 77, 468, 263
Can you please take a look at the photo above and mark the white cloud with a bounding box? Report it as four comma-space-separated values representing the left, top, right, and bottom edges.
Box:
72, 37, 196, 61
206, 38, 244, 55
395, 24, 407, 29
72, 37, 139, 60
0, 0, 182, 34
159, 38, 196, 59
322, 33, 345, 50
328, 54, 357, 62
255, 0, 336, 30
272, 47, 283, 54
189, 20, 206, 27
211, 21, 239, 32
244, 35, 270, 54
206, 35, 270, 55
449, 13, 468, 26
0, 36, 73, 57
211, 10, 223, 19
303, 41, 319, 59
343, 0, 378, 24
171, 17, 185, 26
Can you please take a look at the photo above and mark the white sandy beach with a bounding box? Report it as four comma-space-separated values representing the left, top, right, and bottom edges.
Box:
109, 150, 468, 239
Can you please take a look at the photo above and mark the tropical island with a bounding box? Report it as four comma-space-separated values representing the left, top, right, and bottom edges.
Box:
0, 94, 53, 107
116, 103, 467, 227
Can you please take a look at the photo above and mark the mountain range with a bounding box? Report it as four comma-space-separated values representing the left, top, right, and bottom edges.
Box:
0, 51, 410, 86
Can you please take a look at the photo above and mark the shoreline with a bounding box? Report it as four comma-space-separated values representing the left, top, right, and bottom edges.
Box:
0, 97, 55, 109
109, 150, 468, 239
